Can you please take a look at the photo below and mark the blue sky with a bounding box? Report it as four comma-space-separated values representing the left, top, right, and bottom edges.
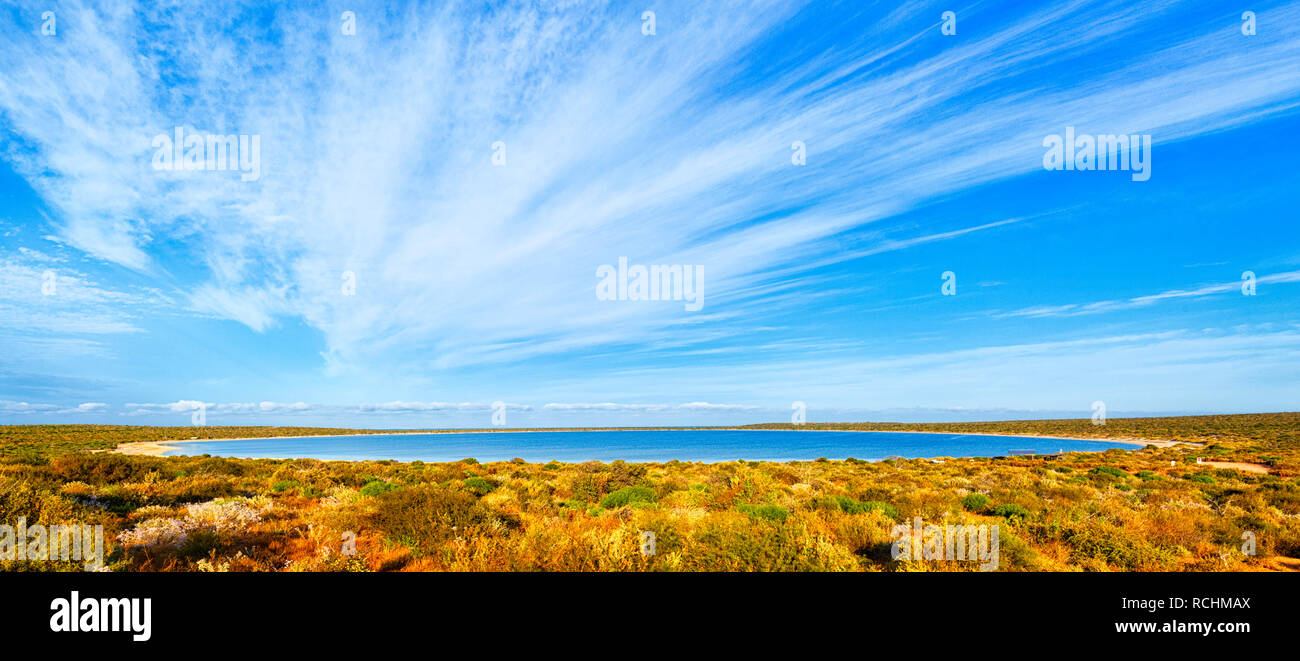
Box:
1, 0, 1298, 428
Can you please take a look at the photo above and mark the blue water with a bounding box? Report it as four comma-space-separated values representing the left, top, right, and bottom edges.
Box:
162, 429, 1132, 463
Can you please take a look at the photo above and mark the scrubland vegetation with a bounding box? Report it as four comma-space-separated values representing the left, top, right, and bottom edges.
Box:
0, 425, 393, 457
1, 414, 1297, 572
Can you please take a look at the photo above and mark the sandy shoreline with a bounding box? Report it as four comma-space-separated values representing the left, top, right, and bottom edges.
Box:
108, 427, 1190, 458
839, 429, 1190, 448
110, 441, 185, 456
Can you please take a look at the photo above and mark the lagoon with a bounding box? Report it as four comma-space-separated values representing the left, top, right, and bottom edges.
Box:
162, 429, 1133, 463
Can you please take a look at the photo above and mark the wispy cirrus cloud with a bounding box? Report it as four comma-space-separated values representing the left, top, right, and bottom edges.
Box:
2, 0, 1297, 378
994, 270, 1300, 319
1, 1, 1297, 423
0, 254, 171, 334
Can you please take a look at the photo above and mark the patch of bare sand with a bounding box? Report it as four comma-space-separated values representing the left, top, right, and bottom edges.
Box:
111, 441, 182, 456
1200, 460, 1270, 474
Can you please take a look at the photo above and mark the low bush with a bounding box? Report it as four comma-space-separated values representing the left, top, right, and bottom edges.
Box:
359, 480, 398, 498
991, 503, 1031, 519
961, 493, 990, 511
737, 504, 790, 522
1090, 466, 1127, 479
599, 486, 656, 508
370, 486, 514, 554
464, 476, 496, 495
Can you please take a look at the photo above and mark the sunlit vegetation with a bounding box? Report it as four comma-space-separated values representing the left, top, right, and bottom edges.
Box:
0, 425, 402, 457
1, 414, 1297, 572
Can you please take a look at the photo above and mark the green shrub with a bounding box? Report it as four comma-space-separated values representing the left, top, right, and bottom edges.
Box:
271, 480, 299, 493
599, 486, 656, 508
811, 496, 842, 511
991, 503, 1031, 519
961, 493, 990, 511
1188, 474, 1216, 484
859, 501, 899, 519
737, 504, 790, 522
825, 496, 897, 518
464, 476, 496, 495
359, 480, 398, 498
1090, 466, 1127, 479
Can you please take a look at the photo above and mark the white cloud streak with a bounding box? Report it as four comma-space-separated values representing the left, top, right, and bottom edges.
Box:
2, 0, 1296, 381
994, 270, 1300, 318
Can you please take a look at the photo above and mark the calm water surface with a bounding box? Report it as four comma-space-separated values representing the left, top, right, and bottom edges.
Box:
164, 429, 1132, 463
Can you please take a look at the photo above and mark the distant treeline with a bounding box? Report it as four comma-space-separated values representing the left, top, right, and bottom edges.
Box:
742, 413, 1300, 453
